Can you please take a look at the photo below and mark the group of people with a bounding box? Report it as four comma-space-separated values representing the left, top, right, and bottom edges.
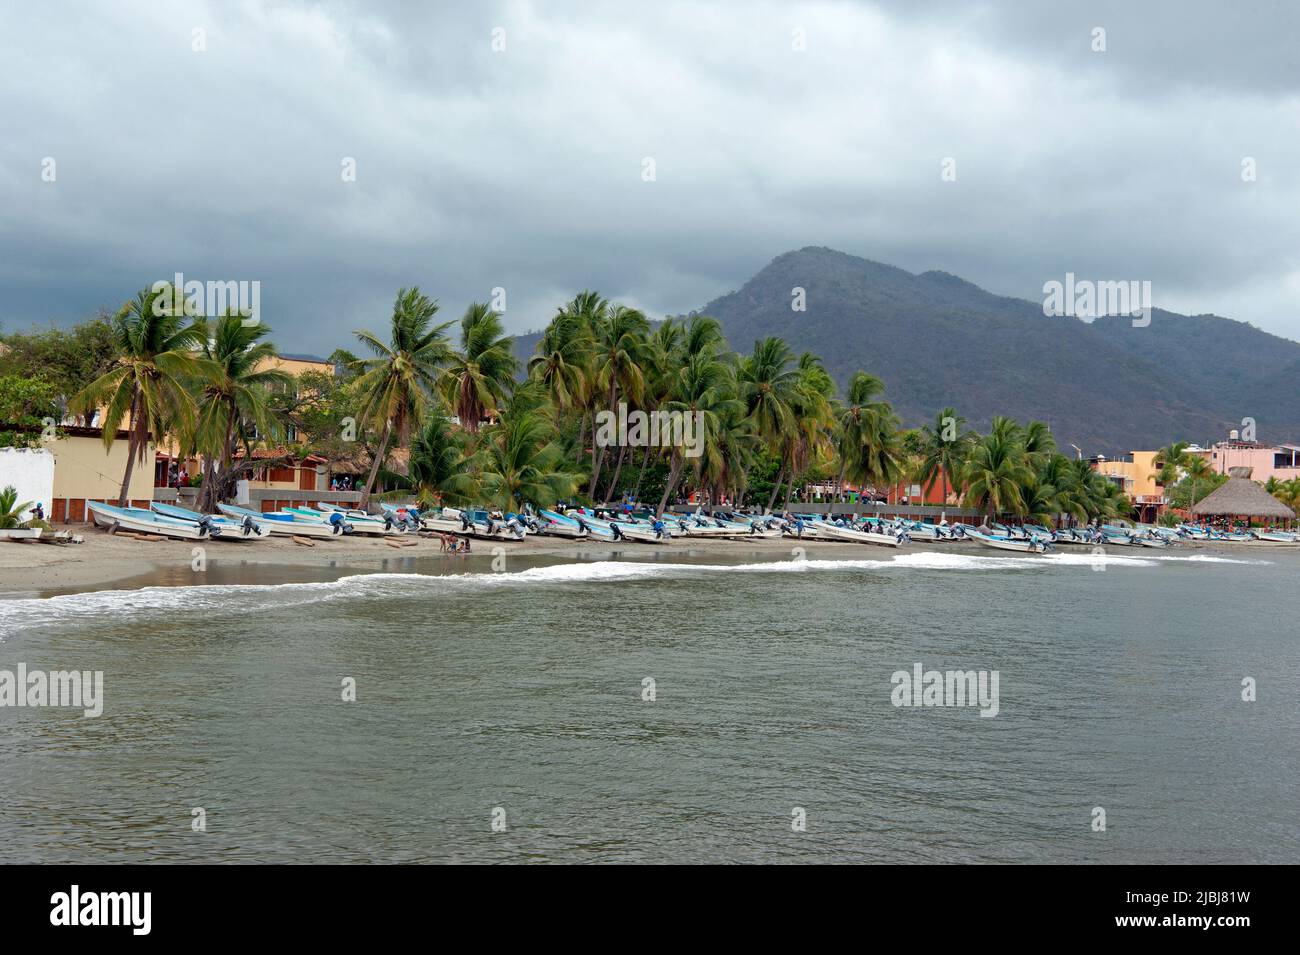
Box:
436, 532, 471, 555
329, 475, 357, 491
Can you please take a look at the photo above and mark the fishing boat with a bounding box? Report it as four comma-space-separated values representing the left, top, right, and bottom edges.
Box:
443, 507, 529, 541
965, 528, 1052, 553
533, 509, 590, 539
0, 527, 43, 541
88, 501, 211, 540
151, 501, 271, 540
1247, 531, 1299, 545
572, 509, 670, 543
282, 505, 401, 536
818, 518, 903, 547
217, 503, 350, 537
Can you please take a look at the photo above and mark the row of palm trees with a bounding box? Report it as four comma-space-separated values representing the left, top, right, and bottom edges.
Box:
67, 283, 1146, 523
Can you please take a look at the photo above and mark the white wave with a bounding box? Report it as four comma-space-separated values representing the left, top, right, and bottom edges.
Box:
0, 547, 1204, 638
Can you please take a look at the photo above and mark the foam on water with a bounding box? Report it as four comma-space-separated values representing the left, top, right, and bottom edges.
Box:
0, 548, 1266, 640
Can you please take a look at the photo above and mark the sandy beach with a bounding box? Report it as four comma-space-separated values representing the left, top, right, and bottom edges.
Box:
0, 524, 873, 596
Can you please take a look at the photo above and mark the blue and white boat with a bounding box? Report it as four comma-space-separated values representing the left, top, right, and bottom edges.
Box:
217, 503, 350, 537
88, 500, 211, 540
150, 501, 271, 539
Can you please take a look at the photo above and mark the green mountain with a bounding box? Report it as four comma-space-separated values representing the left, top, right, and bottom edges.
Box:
516, 247, 1300, 454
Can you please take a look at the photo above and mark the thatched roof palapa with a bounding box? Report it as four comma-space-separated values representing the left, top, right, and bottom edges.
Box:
1191, 466, 1294, 518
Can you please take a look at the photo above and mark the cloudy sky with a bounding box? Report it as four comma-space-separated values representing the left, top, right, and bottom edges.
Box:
3, 0, 1298, 351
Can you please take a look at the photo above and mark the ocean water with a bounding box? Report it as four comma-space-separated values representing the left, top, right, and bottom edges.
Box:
1, 545, 1297, 863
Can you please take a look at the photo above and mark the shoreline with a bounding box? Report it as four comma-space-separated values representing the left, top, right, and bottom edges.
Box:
0, 523, 1244, 599
0, 525, 873, 597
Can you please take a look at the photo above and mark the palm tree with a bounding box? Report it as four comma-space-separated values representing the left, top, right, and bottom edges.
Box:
587, 304, 650, 496
191, 314, 292, 511
72, 284, 206, 505
915, 406, 969, 514
398, 413, 479, 509
478, 384, 581, 509
441, 302, 518, 434
1155, 441, 1189, 487
351, 288, 453, 507
0, 485, 34, 529
656, 350, 742, 515
528, 309, 591, 422
1184, 454, 1213, 506
737, 337, 800, 510
962, 418, 1034, 522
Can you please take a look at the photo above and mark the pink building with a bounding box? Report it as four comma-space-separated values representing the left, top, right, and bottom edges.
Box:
1191, 438, 1300, 484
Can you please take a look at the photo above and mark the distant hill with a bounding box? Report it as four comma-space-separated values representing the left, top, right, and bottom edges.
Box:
514, 247, 1300, 454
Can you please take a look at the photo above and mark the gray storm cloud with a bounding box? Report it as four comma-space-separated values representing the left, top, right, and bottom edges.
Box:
1, 0, 1296, 349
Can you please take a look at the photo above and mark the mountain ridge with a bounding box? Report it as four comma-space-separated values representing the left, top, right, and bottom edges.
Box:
515, 247, 1300, 454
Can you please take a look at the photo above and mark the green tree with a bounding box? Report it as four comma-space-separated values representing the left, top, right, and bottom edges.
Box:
441, 302, 517, 434
351, 288, 453, 506
72, 285, 206, 505
190, 314, 292, 510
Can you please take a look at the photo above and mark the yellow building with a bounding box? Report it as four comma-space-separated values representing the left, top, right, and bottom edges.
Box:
37, 426, 157, 522
1092, 450, 1167, 521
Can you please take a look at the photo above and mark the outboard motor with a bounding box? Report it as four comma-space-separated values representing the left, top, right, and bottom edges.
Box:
611, 522, 624, 540
382, 514, 397, 531
328, 511, 349, 535
196, 514, 217, 538
461, 514, 473, 533
241, 514, 257, 536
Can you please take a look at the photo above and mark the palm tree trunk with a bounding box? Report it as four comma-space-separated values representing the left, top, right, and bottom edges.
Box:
766, 467, 785, 512
656, 454, 683, 517
360, 418, 393, 509
117, 389, 141, 506
632, 444, 652, 501
836, 462, 847, 504
603, 443, 627, 504
576, 411, 588, 465
783, 473, 795, 510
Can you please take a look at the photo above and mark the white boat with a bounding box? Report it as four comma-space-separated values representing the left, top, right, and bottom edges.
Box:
217, 503, 349, 538
284, 505, 401, 536
572, 510, 670, 543
816, 520, 902, 547
0, 527, 43, 541
89, 501, 211, 540
534, 509, 589, 539
965, 529, 1051, 553
151, 502, 271, 540
1246, 532, 1299, 546
444, 507, 528, 541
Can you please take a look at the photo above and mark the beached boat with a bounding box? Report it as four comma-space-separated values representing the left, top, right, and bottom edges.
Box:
217, 503, 350, 537
0, 527, 43, 541
150, 502, 272, 539
89, 501, 211, 540
817, 519, 903, 547
1246, 531, 1300, 545
571, 510, 670, 543
965, 529, 1051, 553
533, 509, 589, 539
282, 505, 401, 536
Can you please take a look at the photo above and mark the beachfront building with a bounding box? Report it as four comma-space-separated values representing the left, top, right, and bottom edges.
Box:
0, 425, 158, 523
1091, 450, 1165, 522
1191, 434, 1300, 484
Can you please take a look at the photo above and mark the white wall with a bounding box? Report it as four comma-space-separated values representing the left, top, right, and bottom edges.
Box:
0, 447, 56, 518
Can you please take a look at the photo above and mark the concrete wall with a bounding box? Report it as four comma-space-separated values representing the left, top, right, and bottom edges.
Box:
0, 447, 55, 518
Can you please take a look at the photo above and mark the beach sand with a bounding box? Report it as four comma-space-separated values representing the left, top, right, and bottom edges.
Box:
0, 524, 862, 596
